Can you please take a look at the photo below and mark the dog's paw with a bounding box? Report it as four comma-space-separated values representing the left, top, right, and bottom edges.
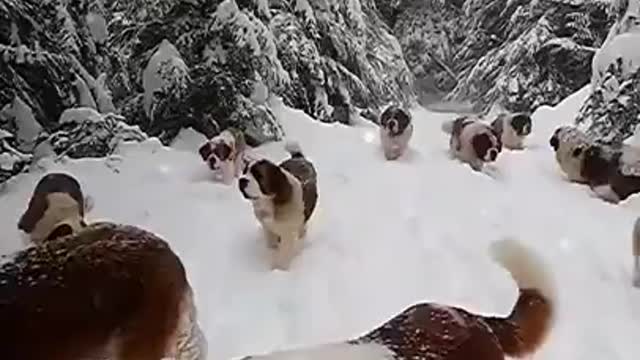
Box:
271, 257, 291, 271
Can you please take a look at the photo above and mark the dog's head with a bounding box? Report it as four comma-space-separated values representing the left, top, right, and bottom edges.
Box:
238, 159, 292, 204
380, 105, 412, 137
18, 173, 86, 243
207, 142, 234, 170
471, 128, 502, 162
509, 113, 532, 137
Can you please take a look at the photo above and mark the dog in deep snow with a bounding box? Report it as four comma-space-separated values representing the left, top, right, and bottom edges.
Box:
17, 172, 91, 245
0, 222, 207, 360
240, 238, 555, 360
198, 127, 247, 184
442, 116, 502, 171
548, 126, 593, 183
490, 112, 532, 150
379, 105, 413, 160
238, 141, 318, 271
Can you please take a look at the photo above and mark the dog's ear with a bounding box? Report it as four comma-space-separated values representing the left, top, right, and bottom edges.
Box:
549, 136, 559, 150
198, 142, 213, 162
259, 161, 292, 204
45, 223, 74, 242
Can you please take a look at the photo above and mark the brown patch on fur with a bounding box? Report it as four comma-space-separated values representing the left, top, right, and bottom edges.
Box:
18, 173, 85, 234
472, 133, 500, 162
0, 222, 188, 360
353, 287, 552, 360
251, 160, 293, 205
198, 143, 214, 162
280, 157, 318, 222
582, 145, 640, 202
213, 142, 232, 161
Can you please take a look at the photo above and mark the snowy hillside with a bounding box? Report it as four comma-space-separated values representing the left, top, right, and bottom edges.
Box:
1, 92, 640, 359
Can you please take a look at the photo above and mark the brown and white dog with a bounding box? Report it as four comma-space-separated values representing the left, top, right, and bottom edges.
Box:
17, 172, 90, 245
0, 222, 207, 360
442, 116, 502, 171
198, 127, 246, 184
632, 217, 640, 288
578, 142, 640, 204
238, 141, 318, 271
379, 105, 413, 160
548, 126, 593, 183
490, 112, 532, 150
240, 238, 555, 360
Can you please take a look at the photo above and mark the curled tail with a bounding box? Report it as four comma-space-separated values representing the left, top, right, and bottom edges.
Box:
441, 119, 455, 135
285, 140, 305, 159
484, 238, 556, 358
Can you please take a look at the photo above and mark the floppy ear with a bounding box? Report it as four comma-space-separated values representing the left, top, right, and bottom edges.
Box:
45, 223, 74, 242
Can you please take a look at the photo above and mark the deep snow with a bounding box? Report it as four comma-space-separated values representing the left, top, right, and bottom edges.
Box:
1, 89, 640, 359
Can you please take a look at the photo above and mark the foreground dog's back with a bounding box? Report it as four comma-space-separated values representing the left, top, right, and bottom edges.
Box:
242, 239, 555, 360
0, 222, 195, 360
17, 172, 89, 244
280, 141, 318, 221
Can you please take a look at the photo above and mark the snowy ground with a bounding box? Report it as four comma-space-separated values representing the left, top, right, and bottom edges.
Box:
2, 88, 640, 359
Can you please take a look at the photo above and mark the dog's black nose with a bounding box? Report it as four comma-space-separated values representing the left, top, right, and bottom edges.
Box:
549, 136, 559, 151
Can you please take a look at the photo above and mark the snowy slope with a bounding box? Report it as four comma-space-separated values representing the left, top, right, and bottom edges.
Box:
1, 90, 640, 359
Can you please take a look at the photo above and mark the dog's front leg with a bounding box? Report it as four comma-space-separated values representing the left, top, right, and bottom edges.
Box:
263, 227, 280, 249
272, 232, 298, 271
469, 159, 484, 172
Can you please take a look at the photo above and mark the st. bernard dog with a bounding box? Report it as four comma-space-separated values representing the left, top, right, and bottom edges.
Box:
579, 142, 640, 204
240, 238, 555, 360
379, 105, 413, 160
548, 126, 593, 183
442, 116, 502, 171
238, 141, 318, 271
0, 222, 207, 360
632, 217, 640, 288
490, 112, 532, 150
17, 172, 89, 245
198, 127, 246, 184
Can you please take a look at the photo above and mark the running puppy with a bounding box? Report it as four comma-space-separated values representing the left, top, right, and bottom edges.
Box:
0, 222, 207, 360
17, 172, 89, 245
379, 105, 413, 160
632, 217, 640, 288
442, 116, 502, 171
198, 127, 246, 184
491, 112, 532, 150
240, 238, 555, 360
238, 141, 318, 270
548, 126, 592, 182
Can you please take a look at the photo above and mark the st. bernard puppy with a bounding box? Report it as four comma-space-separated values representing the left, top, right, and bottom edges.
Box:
579, 142, 640, 204
238, 141, 318, 270
198, 127, 246, 184
490, 112, 532, 150
17, 172, 89, 245
548, 126, 593, 183
0, 222, 207, 360
379, 105, 413, 160
632, 217, 640, 288
442, 116, 502, 171
240, 238, 555, 360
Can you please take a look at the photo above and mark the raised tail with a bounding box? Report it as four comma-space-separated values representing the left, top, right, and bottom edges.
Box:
484, 238, 556, 358
441, 119, 455, 135
284, 140, 305, 159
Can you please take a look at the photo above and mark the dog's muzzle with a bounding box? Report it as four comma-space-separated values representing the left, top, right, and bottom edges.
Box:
549, 136, 559, 151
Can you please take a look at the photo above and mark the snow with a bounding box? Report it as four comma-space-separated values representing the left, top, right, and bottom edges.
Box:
591, 32, 640, 89
1, 89, 640, 359
142, 39, 189, 117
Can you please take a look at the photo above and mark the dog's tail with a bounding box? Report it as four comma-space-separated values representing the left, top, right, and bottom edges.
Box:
441, 119, 455, 134
483, 238, 556, 358
285, 140, 305, 159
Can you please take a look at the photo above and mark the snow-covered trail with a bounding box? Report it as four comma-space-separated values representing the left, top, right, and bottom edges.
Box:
1, 87, 640, 359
